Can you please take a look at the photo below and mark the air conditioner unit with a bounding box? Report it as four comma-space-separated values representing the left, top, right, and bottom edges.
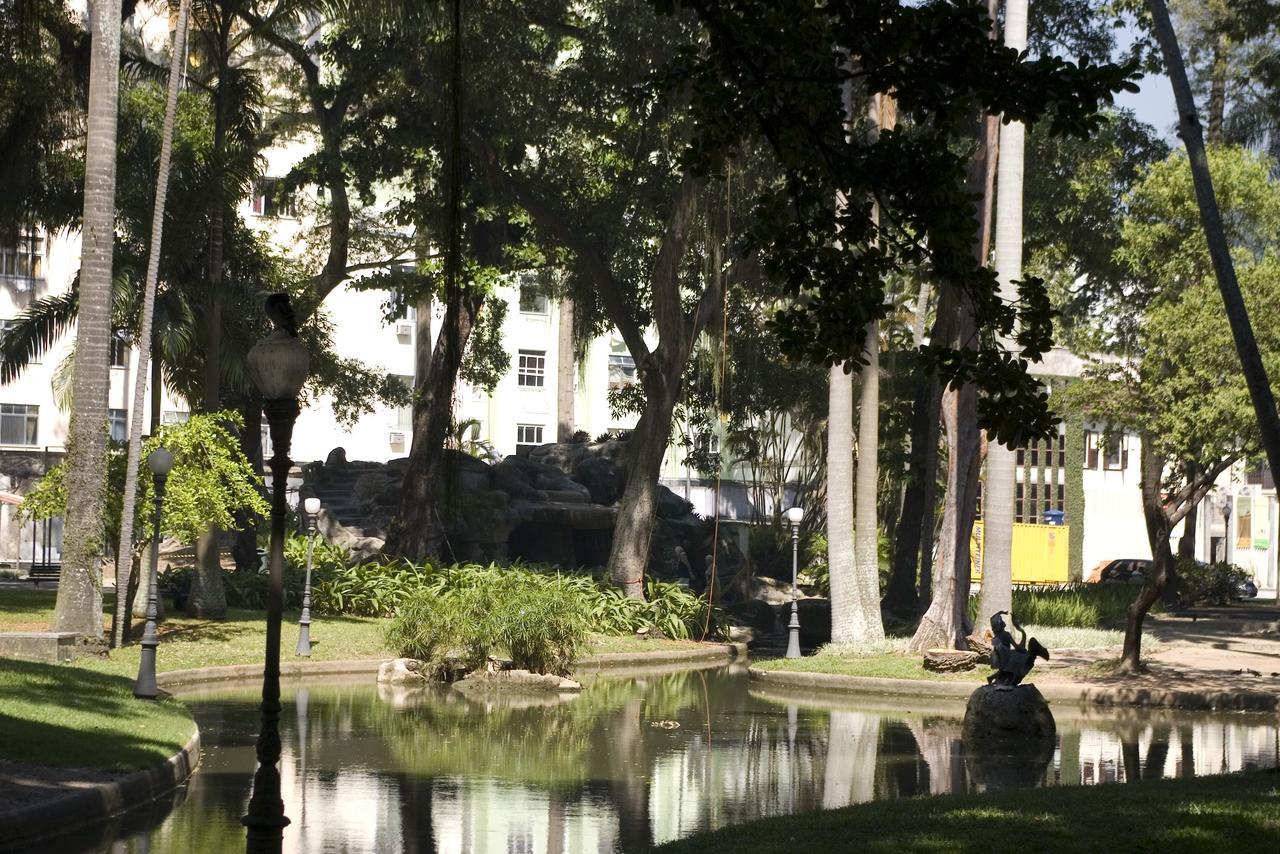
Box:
389, 431, 406, 445
394, 321, 414, 337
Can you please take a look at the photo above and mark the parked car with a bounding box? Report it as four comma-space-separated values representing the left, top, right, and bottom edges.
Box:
1086, 558, 1152, 585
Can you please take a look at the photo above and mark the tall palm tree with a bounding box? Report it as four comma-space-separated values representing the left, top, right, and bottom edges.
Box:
978, 0, 1029, 625
827, 363, 858, 642
111, 0, 192, 649
52, 0, 123, 637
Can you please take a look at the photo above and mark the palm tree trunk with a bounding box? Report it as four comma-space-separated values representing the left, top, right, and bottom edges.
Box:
1145, 0, 1280, 490
111, 0, 191, 649
978, 0, 1028, 626
51, 0, 123, 639
190, 14, 233, 619
853, 322, 885, 643
827, 363, 857, 641
556, 296, 575, 440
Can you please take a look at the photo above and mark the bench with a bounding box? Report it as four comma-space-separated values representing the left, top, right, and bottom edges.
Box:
28, 562, 61, 586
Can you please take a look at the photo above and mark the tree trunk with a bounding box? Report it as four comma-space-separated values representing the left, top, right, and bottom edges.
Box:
853, 322, 885, 643
556, 296, 575, 441
51, 0, 123, 638
828, 363, 857, 640
1120, 436, 1174, 672
607, 372, 680, 598
231, 393, 265, 572
1208, 33, 1227, 146
1178, 462, 1199, 560
1146, 0, 1280, 492
978, 0, 1028, 625
385, 295, 484, 560
189, 19, 232, 619
111, 0, 190, 648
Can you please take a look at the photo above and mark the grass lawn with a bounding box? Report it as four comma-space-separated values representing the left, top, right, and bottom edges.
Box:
0, 658, 195, 770
655, 769, 1280, 853
0, 588, 721, 679
755, 625, 1127, 682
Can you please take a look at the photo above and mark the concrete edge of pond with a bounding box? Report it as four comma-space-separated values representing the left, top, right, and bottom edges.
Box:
747, 667, 1280, 713
0, 728, 201, 849
153, 641, 748, 692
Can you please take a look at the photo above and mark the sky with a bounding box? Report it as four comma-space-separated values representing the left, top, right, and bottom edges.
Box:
1116, 70, 1179, 141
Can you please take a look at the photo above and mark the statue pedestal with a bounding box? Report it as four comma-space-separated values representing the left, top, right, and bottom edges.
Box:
961, 683, 1057, 790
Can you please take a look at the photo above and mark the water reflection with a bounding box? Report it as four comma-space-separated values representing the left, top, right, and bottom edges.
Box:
56, 668, 1280, 854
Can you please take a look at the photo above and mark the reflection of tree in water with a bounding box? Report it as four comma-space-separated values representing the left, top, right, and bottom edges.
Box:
905, 716, 967, 796
822, 711, 881, 807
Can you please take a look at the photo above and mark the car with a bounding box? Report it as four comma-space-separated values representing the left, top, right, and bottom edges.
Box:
1235, 578, 1259, 600
1086, 558, 1152, 585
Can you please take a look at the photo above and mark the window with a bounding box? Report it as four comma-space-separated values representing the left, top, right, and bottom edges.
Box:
390, 272, 419, 322
0, 403, 38, 446
109, 331, 129, 368
391, 374, 415, 430
517, 350, 546, 387
608, 354, 637, 390
516, 423, 544, 456
1, 230, 43, 282
0, 320, 31, 362
695, 432, 720, 455
1103, 437, 1128, 471
109, 409, 127, 441
518, 277, 548, 314
161, 410, 190, 425
250, 178, 297, 219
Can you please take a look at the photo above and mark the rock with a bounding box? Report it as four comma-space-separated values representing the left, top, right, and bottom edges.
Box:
377, 658, 431, 686
573, 455, 625, 505
325, 447, 348, 470
923, 649, 984, 672
794, 597, 832, 645
635, 626, 668, 640
961, 683, 1056, 751
723, 599, 778, 635
655, 485, 694, 519
455, 669, 583, 693
727, 624, 760, 645
727, 575, 792, 605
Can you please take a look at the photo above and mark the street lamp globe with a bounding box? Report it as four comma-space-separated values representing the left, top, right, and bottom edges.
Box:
246, 328, 309, 401
147, 447, 175, 477
784, 506, 804, 526
303, 496, 321, 516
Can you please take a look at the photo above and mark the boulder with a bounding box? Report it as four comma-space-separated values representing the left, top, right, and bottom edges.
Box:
655, 485, 694, 519
455, 669, 582, 693
572, 455, 624, 505
377, 658, 431, 686
325, 446, 348, 470
722, 599, 778, 635
961, 683, 1056, 751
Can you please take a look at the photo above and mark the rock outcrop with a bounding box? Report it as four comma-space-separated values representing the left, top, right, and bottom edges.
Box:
303, 439, 712, 577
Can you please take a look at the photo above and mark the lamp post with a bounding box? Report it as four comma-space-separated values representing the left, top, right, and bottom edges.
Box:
296, 497, 321, 657
784, 505, 804, 659
242, 297, 309, 854
133, 447, 174, 699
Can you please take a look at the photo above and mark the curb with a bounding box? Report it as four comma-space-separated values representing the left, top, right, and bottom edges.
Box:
747, 667, 1280, 712
156, 642, 747, 693
0, 728, 201, 850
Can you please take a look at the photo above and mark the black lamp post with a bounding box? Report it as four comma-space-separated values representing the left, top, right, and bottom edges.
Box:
296, 497, 320, 657
242, 298, 309, 854
784, 505, 804, 659
133, 447, 174, 699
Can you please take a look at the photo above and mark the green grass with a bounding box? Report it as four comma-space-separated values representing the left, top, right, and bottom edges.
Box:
655, 770, 1280, 853
754, 652, 983, 682
0, 658, 195, 770
584, 634, 716, 654
969, 583, 1154, 629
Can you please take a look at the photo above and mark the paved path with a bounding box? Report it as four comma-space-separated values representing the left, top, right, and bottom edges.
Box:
1038, 601, 1280, 698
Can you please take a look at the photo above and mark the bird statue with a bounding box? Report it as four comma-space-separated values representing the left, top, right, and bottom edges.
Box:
987, 611, 1050, 688
264, 292, 300, 336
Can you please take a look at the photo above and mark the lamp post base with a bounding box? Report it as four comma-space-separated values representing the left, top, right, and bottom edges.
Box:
785, 626, 802, 659
133, 643, 159, 698
295, 621, 311, 657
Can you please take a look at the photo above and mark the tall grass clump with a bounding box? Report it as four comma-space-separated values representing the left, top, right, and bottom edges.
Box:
969, 583, 1152, 629
317, 559, 718, 640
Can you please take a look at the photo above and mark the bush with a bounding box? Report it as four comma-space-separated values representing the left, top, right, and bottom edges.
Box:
316, 559, 719, 640
385, 572, 588, 674
970, 583, 1149, 629
1176, 558, 1251, 605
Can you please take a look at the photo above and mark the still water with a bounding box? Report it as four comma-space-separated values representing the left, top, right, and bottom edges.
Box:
52, 666, 1280, 854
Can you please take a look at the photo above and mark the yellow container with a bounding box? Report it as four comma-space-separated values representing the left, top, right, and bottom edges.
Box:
971, 521, 1069, 584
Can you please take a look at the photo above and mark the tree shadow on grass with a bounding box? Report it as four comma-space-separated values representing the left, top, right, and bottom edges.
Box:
0, 660, 192, 771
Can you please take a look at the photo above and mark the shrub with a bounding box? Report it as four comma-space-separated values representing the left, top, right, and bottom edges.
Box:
1176, 558, 1251, 605
970, 583, 1150, 629
385, 573, 588, 674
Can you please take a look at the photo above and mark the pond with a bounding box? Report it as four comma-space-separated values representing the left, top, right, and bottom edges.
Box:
49, 665, 1280, 853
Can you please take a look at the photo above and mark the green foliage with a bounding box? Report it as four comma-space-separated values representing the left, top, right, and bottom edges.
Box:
19, 412, 267, 550
318, 559, 718, 646
968, 583, 1153, 629
1175, 558, 1252, 606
